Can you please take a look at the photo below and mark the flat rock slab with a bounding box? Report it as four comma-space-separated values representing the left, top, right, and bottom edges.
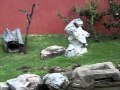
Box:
72, 62, 120, 88
40, 45, 66, 59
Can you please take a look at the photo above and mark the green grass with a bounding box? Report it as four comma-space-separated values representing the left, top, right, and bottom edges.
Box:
0, 34, 120, 81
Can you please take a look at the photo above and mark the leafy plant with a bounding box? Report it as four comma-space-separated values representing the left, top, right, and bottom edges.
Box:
56, 11, 69, 23
104, 0, 120, 39
73, 0, 106, 42
108, 0, 120, 20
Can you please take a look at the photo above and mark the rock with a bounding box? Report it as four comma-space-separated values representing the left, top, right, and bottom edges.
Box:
43, 73, 70, 90
40, 45, 66, 59
7, 74, 43, 90
2, 28, 24, 53
0, 82, 10, 90
117, 64, 120, 71
72, 63, 81, 70
72, 62, 120, 88
49, 66, 66, 73
64, 18, 90, 57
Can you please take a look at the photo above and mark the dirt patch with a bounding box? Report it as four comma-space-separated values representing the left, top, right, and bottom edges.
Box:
17, 66, 32, 73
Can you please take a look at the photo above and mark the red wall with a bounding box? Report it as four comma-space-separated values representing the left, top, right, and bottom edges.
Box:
0, 0, 118, 35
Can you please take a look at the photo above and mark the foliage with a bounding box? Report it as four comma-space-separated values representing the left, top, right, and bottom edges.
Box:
56, 11, 69, 23
73, 0, 106, 42
56, 0, 120, 40
0, 35, 120, 81
104, 0, 120, 39
108, 0, 120, 20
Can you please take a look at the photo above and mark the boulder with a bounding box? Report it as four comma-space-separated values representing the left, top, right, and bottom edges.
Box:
0, 82, 10, 90
7, 74, 43, 90
40, 45, 66, 59
117, 64, 120, 71
72, 62, 120, 88
43, 73, 70, 90
64, 18, 90, 57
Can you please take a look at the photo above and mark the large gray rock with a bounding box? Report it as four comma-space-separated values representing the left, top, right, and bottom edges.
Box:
7, 74, 43, 90
0, 82, 10, 90
43, 73, 70, 90
72, 62, 120, 88
40, 45, 66, 59
64, 18, 90, 57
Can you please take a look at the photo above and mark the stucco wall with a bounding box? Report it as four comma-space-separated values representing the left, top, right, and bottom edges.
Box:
0, 0, 118, 35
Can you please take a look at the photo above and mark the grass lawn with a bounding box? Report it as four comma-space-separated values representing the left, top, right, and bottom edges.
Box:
0, 34, 120, 81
